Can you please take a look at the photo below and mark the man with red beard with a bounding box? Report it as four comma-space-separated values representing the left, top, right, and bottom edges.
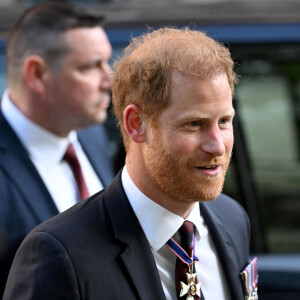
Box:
3, 28, 253, 300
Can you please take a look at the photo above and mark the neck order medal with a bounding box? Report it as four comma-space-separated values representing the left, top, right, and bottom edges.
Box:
180, 260, 201, 299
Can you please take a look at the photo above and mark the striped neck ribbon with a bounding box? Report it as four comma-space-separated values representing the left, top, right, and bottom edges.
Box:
166, 228, 199, 266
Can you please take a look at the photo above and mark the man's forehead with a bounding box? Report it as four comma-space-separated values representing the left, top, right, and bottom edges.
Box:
171, 70, 229, 84
171, 71, 194, 84
65, 27, 112, 57
187, 100, 234, 108
179, 105, 235, 119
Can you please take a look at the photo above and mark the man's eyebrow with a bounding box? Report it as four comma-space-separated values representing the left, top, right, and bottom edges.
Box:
180, 112, 210, 119
90, 58, 103, 65
78, 58, 102, 68
179, 109, 235, 120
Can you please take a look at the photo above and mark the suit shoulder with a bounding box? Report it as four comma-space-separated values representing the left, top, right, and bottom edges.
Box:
31, 189, 107, 236
209, 193, 247, 215
30, 173, 123, 238
202, 193, 250, 232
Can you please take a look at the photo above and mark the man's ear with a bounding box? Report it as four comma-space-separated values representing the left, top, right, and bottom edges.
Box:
123, 104, 147, 143
23, 55, 48, 93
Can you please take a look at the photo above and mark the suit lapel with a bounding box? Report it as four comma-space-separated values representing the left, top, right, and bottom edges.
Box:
0, 113, 113, 224
78, 124, 114, 187
104, 173, 166, 300
200, 200, 244, 300
0, 114, 58, 222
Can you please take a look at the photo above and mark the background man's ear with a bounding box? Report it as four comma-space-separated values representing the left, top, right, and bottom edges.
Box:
23, 55, 48, 93
123, 104, 147, 143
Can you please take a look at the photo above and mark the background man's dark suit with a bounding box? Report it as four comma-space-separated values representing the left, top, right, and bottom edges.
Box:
0, 112, 115, 296
3, 172, 250, 300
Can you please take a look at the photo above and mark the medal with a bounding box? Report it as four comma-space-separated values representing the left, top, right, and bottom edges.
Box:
241, 257, 258, 300
166, 226, 202, 299
179, 258, 202, 300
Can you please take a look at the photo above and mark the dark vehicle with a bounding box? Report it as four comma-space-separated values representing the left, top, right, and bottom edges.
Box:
1, 0, 300, 299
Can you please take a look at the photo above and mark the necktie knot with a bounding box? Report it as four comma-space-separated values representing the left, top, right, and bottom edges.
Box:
64, 144, 78, 166
179, 220, 194, 255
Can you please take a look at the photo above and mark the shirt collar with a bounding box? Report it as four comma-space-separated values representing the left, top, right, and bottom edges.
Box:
121, 165, 203, 251
1, 89, 77, 166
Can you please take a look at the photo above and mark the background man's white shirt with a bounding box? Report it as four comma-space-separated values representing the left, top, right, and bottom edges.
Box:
1, 89, 103, 212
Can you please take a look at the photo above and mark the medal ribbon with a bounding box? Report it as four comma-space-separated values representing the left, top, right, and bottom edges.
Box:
241, 256, 258, 296
166, 227, 199, 266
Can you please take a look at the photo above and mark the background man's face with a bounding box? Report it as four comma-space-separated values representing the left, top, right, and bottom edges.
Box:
45, 27, 112, 130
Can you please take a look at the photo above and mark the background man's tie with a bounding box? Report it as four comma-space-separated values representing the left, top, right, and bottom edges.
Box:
63, 143, 90, 200
176, 220, 203, 299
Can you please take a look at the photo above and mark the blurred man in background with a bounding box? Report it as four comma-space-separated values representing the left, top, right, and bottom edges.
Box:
0, 2, 114, 295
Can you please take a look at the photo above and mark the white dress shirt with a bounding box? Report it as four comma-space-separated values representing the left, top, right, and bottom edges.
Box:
1, 89, 103, 212
122, 165, 230, 300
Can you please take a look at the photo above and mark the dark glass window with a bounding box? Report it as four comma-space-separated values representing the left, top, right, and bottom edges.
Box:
225, 44, 300, 253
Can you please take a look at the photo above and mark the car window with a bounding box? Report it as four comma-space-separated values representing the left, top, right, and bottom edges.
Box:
224, 44, 300, 253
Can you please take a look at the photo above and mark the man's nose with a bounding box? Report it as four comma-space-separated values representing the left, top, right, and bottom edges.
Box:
200, 126, 226, 156
101, 63, 112, 91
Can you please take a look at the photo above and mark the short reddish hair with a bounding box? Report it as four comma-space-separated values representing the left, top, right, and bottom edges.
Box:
112, 27, 237, 149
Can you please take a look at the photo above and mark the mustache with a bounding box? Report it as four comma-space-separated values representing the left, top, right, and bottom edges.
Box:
188, 153, 232, 167
95, 92, 111, 103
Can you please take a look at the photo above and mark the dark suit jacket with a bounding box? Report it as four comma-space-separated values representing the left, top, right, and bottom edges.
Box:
3, 172, 250, 300
0, 111, 115, 296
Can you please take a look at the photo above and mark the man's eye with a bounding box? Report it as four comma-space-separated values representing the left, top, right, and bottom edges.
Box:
189, 121, 200, 127
78, 60, 103, 72
78, 65, 94, 72
220, 118, 233, 126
